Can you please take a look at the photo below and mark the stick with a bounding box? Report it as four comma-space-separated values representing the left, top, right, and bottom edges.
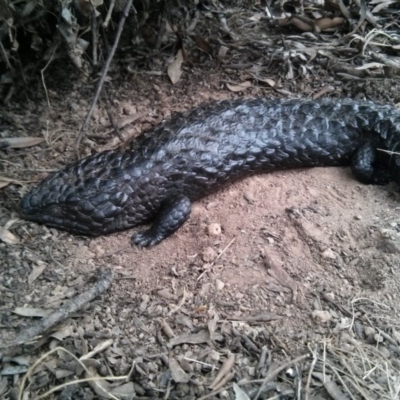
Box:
0, 268, 114, 351
75, 0, 135, 155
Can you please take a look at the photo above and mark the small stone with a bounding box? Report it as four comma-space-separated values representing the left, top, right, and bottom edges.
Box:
378, 346, 391, 359
312, 310, 332, 324
364, 327, 375, 336
374, 333, 384, 343
321, 248, 337, 260
157, 288, 175, 300
354, 215, 362, 220
201, 247, 217, 262
215, 279, 225, 291
324, 292, 335, 301
243, 191, 255, 203
207, 223, 221, 236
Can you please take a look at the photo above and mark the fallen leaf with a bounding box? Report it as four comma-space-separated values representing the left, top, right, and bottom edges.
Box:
195, 36, 213, 54
226, 81, 252, 92
28, 261, 47, 286
1, 365, 29, 375
168, 330, 210, 348
355, 62, 385, 70
110, 382, 135, 398
169, 358, 190, 383
168, 49, 184, 85
218, 46, 229, 58
0, 137, 45, 149
252, 75, 276, 87
233, 383, 251, 400
0, 228, 20, 245
51, 325, 74, 341
85, 365, 113, 399
13, 307, 52, 318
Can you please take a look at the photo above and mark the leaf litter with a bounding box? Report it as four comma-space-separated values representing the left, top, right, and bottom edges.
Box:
1, 0, 400, 399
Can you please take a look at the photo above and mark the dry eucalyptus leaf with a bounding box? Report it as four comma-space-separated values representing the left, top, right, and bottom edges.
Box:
110, 382, 135, 398
0, 137, 45, 149
21, 0, 37, 17
0, 227, 20, 244
195, 36, 213, 54
371, 0, 398, 13
168, 329, 210, 348
233, 383, 251, 400
254, 76, 276, 87
168, 49, 184, 85
85, 365, 113, 399
1, 365, 29, 376
28, 262, 47, 286
226, 81, 252, 92
356, 62, 385, 70
0, 181, 10, 189
51, 325, 74, 341
169, 358, 190, 383
13, 307, 52, 318
218, 46, 229, 58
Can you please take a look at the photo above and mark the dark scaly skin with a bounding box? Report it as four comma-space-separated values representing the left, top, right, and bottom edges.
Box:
20, 98, 400, 247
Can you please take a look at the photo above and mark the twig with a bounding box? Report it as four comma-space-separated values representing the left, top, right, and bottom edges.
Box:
198, 353, 310, 400
40, 43, 58, 108
80, 338, 114, 361
75, 0, 135, 154
19, 346, 127, 400
0, 40, 12, 70
304, 345, 318, 400
197, 237, 236, 281
253, 353, 310, 400
0, 268, 114, 351
103, 0, 116, 29
91, 7, 98, 66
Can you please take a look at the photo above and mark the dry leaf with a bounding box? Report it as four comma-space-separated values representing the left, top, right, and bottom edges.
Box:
13, 307, 52, 318
0, 228, 20, 245
249, 12, 263, 22
110, 382, 135, 398
169, 358, 190, 383
356, 62, 385, 70
209, 354, 235, 389
226, 81, 252, 92
51, 325, 74, 341
168, 329, 210, 348
218, 46, 229, 58
0, 181, 10, 189
252, 76, 276, 87
0, 137, 45, 149
195, 36, 213, 54
85, 365, 113, 399
168, 49, 184, 85
28, 261, 47, 286
233, 383, 251, 400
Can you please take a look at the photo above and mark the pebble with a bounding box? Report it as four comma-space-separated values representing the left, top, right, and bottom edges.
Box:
324, 292, 335, 301
374, 333, 384, 343
243, 191, 255, 203
215, 279, 225, 291
378, 346, 391, 359
321, 248, 337, 260
312, 310, 332, 324
201, 247, 217, 262
364, 326, 375, 337
207, 223, 221, 236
